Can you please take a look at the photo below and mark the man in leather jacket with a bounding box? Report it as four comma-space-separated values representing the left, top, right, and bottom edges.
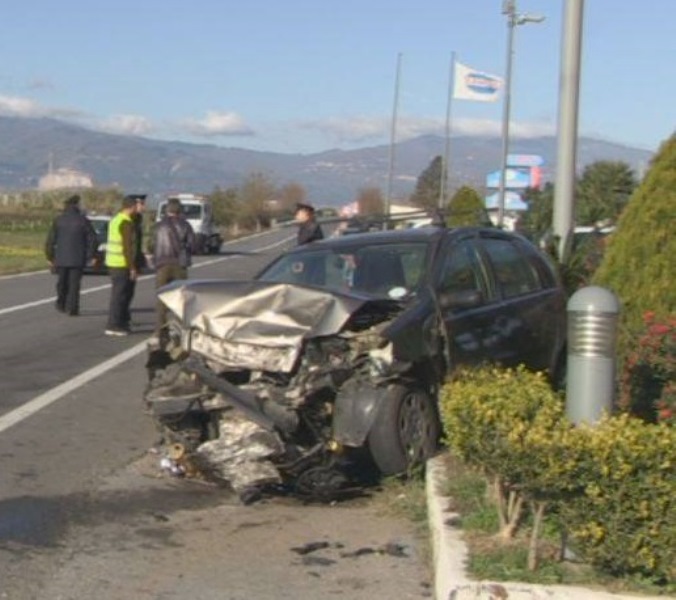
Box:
151, 198, 196, 344
295, 203, 324, 245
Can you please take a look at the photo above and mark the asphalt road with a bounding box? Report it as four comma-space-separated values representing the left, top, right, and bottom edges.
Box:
0, 229, 431, 600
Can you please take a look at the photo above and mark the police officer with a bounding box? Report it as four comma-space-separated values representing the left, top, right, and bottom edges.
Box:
105, 196, 137, 336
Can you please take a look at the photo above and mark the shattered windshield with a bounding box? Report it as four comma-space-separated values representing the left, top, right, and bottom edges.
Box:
258, 242, 429, 298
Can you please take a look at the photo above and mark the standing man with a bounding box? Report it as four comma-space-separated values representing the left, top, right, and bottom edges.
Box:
126, 193, 147, 326
295, 203, 324, 245
44, 194, 97, 316
105, 196, 137, 336
151, 198, 195, 345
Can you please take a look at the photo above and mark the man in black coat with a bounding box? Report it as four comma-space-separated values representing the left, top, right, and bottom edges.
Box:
295, 203, 324, 245
44, 195, 97, 316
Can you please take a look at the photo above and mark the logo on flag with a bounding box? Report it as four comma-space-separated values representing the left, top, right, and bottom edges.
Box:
453, 61, 503, 102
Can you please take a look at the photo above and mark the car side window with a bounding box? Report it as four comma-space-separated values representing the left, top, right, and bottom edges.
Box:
481, 237, 541, 299
438, 240, 487, 296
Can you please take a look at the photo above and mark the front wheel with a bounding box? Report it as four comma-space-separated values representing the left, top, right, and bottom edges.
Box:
366, 384, 440, 476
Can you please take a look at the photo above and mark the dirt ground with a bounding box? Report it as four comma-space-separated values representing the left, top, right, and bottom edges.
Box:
1, 452, 432, 600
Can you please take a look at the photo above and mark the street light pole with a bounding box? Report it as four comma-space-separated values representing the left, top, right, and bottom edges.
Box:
553, 0, 585, 263
497, 1, 544, 228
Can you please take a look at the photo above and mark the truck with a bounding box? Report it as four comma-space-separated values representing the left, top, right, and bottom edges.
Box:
156, 194, 223, 255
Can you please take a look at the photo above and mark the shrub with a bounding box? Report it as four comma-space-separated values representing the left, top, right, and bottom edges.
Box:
561, 415, 676, 584
620, 312, 676, 424
439, 366, 564, 542
440, 366, 675, 582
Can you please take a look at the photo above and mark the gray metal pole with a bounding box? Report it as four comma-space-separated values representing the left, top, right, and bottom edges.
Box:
497, 10, 515, 228
385, 52, 402, 222
553, 0, 585, 263
439, 54, 456, 210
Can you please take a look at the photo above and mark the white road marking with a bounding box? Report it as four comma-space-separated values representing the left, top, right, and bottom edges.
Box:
0, 341, 147, 435
0, 269, 50, 281
0, 234, 295, 317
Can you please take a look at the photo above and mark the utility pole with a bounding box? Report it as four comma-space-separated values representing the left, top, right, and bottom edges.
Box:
385, 52, 402, 224
497, 1, 544, 227
553, 0, 585, 262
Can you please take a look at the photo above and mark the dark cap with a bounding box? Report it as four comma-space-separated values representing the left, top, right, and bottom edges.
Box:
125, 193, 147, 202
296, 202, 315, 213
65, 194, 81, 207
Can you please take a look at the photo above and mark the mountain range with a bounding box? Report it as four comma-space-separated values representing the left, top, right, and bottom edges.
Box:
0, 115, 654, 205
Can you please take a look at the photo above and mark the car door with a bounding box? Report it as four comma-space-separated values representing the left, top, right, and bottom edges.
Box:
434, 235, 502, 369
477, 233, 558, 372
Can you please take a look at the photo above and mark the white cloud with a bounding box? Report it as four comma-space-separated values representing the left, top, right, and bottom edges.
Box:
181, 110, 254, 137
0, 94, 86, 119
299, 115, 555, 144
0, 94, 45, 117
99, 114, 155, 136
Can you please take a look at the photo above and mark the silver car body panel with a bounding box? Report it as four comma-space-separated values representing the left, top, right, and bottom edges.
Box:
158, 280, 372, 373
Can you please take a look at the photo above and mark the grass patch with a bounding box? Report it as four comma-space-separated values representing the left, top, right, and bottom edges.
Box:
0, 230, 49, 275
374, 471, 428, 526
441, 451, 673, 594
371, 470, 432, 572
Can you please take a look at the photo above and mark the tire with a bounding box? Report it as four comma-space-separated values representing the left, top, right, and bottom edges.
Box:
366, 384, 440, 476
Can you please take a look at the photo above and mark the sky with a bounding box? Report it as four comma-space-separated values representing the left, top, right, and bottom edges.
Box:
0, 0, 674, 156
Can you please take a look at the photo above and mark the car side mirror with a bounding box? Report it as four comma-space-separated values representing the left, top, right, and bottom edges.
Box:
438, 289, 484, 310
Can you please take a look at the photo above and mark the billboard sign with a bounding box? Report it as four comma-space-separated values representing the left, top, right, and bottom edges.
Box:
507, 154, 545, 167
485, 168, 532, 189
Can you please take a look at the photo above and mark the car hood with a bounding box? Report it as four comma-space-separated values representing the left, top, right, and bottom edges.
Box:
158, 280, 399, 372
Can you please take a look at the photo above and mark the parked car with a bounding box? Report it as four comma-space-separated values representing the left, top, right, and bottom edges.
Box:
84, 214, 111, 274
145, 225, 567, 497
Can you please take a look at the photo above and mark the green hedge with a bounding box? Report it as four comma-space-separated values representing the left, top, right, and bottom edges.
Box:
440, 366, 676, 583
561, 415, 675, 583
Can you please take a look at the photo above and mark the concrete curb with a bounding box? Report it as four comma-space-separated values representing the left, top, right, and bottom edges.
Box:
425, 454, 667, 600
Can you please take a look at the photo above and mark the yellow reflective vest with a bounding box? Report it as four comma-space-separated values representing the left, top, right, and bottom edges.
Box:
105, 212, 132, 268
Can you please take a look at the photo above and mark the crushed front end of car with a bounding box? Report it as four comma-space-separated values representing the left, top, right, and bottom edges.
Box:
144, 279, 419, 499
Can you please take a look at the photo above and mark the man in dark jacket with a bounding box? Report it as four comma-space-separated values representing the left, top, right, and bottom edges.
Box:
124, 193, 147, 326
44, 195, 97, 316
295, 203, 324, 245
151, 198, 195, 344
129, 194, 148, 271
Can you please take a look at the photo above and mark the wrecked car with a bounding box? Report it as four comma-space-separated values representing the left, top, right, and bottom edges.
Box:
144, 226, 566, 497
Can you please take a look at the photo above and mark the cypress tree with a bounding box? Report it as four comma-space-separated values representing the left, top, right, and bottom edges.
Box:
447, 185, 486, 227
593, 133, 676, 333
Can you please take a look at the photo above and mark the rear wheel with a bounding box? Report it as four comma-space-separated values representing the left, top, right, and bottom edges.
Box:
367, 384, 440, 476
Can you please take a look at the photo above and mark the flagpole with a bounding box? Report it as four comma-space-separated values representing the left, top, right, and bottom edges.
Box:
440, 52, 456, 210
385, 52, 402, 225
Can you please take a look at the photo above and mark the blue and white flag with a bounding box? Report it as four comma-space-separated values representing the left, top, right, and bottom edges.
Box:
453, 61, 503, 102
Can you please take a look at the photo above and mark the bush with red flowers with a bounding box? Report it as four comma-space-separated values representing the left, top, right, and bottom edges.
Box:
620, 311, 675, 424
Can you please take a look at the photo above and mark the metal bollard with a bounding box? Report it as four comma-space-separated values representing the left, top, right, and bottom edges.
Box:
566, 286, 620, 424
